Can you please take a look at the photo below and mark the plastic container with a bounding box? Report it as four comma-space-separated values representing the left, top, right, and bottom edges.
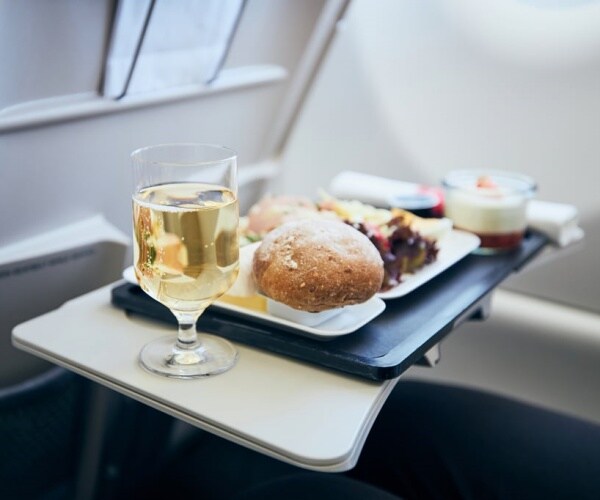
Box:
387, 187, 444, 218
443, 170, 536, 253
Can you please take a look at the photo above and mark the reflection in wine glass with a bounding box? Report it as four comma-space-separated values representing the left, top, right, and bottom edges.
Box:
131, 143, 239, 378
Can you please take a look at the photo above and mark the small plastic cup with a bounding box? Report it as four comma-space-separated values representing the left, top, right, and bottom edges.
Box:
443, 170, 536, 254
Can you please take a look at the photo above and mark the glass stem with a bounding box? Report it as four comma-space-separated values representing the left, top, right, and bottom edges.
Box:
173, 311, 203, 350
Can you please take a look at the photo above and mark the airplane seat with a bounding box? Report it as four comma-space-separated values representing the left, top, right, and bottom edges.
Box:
0, 366, 87, 500
231, 473, 401, 500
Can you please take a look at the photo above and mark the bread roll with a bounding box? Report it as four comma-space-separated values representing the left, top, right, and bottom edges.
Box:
252, 219, 384, 312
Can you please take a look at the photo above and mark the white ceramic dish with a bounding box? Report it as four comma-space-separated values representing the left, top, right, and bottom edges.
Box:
212, 296, 386, 339
121, 229, 476, 336
122, 229, 479, 304
376, 229, 480, 300
266, 299, 343, 327
122, 266, 137, 284
121, 266, 385, 339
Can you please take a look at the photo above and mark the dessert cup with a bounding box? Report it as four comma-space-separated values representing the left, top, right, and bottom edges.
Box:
443, 170, 536, 254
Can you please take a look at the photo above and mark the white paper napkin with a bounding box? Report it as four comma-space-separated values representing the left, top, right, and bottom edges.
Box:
328, 171, 584, 248
526, 200, 584, 247
329, 171, 432, 209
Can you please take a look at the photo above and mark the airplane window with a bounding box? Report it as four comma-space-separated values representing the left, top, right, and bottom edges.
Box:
0, 0, 110, 112
102, 0, 245, 99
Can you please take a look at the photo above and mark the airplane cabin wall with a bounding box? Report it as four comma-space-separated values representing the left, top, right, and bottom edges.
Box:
0, 0, 328, 383
279, 0, 600, 315
278, 0, 600, 422
0, 0, 327, 248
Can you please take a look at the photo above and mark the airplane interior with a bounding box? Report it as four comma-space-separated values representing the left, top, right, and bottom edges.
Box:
1, 1, 599, 499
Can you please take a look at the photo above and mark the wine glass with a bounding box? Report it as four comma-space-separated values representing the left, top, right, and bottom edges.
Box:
131, 143, 239, 378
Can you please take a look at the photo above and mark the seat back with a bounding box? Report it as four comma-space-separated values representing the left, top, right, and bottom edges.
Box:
0, 366, 86, 499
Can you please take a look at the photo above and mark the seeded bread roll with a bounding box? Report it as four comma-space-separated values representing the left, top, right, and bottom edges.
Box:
252, 219, 384, 312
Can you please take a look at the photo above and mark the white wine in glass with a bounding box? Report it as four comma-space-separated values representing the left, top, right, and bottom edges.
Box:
131, 144, 239, 378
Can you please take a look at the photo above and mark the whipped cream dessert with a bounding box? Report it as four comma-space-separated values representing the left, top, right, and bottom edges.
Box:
443, 171, 536, 251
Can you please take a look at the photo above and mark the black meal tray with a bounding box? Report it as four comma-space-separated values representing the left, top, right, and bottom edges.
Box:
111, 230, 547, 381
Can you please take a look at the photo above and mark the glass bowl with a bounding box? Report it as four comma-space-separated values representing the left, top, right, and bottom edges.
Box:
443, 170, 536, 253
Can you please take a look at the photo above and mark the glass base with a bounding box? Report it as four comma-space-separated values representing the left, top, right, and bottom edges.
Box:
140, 333, 238, 379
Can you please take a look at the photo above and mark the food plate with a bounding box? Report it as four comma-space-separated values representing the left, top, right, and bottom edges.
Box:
121, 229, 476, 336
211, 297, 386, 340
121, 267, 386, 339
376, 229, 481, 300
